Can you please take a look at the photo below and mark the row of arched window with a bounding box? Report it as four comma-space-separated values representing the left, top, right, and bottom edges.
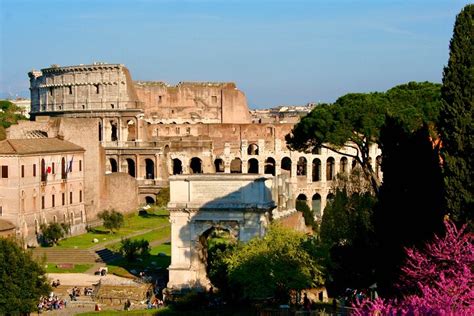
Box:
109, 155, 382, 181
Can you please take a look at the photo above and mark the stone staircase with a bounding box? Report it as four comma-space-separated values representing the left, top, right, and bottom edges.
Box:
33, 248, 97, 264
95, 248, 121, 263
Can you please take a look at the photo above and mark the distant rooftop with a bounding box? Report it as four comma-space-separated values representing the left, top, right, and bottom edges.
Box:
0, 138, 85, 155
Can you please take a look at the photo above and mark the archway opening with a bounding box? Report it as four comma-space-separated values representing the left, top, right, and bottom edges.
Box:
264, 157, 275, 176
326, 157, 335, 181
230, 158, 242, 173
110, 158, 118, 172
126, 158, 136, 177
281, 157, 292, 177
172, 159, 182, 175
248, 158, 259, 174
199, 227, 237, 294
145, 159, 155, 179
190, 157, 203, 174
127, 120, 136, 141
145, 196, 155, 205
312, 194, 322, 218
98, 122, 103, 141
247, 143, 259, 155
214, 159, 224, 173
297, 157, 307, 176
110, 121, 118, 141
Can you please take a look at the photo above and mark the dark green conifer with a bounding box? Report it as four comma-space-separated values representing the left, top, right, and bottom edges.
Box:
438, 4, 473, 225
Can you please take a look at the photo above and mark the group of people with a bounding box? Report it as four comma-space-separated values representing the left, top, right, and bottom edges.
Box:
37, 294, 66, 312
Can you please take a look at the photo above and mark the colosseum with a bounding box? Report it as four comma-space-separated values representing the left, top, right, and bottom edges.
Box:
8, 63, 381, 222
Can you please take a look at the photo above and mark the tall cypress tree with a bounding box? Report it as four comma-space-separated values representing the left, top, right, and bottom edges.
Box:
438, 4, 474, 225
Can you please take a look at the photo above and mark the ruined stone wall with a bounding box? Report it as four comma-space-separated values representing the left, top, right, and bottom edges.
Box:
135, 82, 251, 124
102, 172, 138, 214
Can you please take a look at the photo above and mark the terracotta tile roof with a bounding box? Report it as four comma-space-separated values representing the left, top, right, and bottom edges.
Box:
0, 138, 84, 155
0, 219, 16, 232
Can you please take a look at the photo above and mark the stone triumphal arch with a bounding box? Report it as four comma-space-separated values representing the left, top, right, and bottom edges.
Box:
166, 174, 278, 292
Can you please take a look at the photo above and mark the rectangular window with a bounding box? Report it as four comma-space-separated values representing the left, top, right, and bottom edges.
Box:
176, 127, 180, 135
212, 96, 218, 103
52, 162, 55, 174
79, 190, 83, 203
1, 166, 8, 178
41, 196, 45, 209
0, 206, 2, 216
21, 165, 25, 178
79, 160, 82, 172
68, 86, 73, 94
158, 95, 162, 103
186, 127, 191, 135
52, 195, 55, 208
70, 192, 73, 204
33, 164, 36, 177
62, 193, 65, 206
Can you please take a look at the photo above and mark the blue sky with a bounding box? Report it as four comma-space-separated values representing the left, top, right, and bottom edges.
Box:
0, 0, 470, 108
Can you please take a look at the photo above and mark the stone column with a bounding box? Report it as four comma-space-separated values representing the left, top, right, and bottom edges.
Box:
321, 160, 327, 183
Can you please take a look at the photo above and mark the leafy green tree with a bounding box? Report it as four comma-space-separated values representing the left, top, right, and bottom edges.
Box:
98, 209, 124, 233
0, 100, 28, 140
438, 4, 473, 226
40, 222, 69, 246
225, 224, 324, 303
286, 82, 441, 193
319, 188, 377, 295
296, 200, 317, 230
374, 118, 445, 296
0, 237, 51, 314
119, 238, 150, 261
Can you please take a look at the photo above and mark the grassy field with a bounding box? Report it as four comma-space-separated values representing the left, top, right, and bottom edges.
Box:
108, 242, 171, 278
108, 226, 171, 252
45, 263, 93, 273
55, 208, 170, 249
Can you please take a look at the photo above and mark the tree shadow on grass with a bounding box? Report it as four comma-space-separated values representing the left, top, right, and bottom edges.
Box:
88, 228, 110, 234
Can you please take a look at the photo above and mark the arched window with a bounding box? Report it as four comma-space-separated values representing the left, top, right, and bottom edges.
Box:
340, 157, 348, 174
172, 159, 183, 175
352, 159, 357, 169
312, 194, 322, 218
190, 157, 202, 174
248, 158, 259, 174
214, 159, 224, 173
264, 157, 275, 176
327, 193, 335, 203
109, 158, 118, 172
312, 158, 321, 181
247, 143, 259, 155
297, 157, 307, 176
326, 157, 335, 181
145, 159, 155, 179
126, 158, 136, 177
230, 158, 242, 173
281, 157, 292, 177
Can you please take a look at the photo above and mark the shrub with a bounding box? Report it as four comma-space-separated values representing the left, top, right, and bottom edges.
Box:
156, 187, 170, 207
296, 200, 317, 230
98, 209, 124, 233
40, 223, 69, 246
120, 238, 150, 261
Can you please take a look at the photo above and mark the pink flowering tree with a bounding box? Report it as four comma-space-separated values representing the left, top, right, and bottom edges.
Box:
353, 219, 474, 315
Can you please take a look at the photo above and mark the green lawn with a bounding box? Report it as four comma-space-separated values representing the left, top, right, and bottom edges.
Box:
45, 263, 93, 273
55, 208, 170, 249
108, 226, 171, 252
108, 243, 171, 279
